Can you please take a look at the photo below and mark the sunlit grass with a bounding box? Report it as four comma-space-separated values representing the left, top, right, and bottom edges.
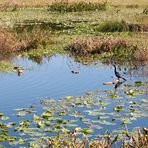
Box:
0, 0, 148, 7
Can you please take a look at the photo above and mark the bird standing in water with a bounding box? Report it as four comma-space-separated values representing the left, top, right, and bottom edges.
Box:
113, 65, 126, 81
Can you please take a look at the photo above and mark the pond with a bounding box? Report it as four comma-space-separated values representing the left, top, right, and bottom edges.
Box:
0, 55, 115, 113
0, 54, 147, 147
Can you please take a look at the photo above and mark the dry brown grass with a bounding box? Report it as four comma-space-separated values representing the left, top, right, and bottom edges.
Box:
134, 48, 148, 62
65, 36, 148, 61
0, 27, 52, 54
65, 37, 133, 55
0, 0, 147, 7
35, 127, 148, 148
0, 28, 18, 53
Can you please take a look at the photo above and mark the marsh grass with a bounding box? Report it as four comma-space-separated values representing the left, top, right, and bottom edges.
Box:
17, 27, 52, 51
29, 128, 148, 147
134, 48, 148, 62
65, 37, 135, 56
65, 36, 148, 62
98, 20, 148, 32
0, 28, 18, 54
98, 20, 129, 32
48, 1, 109, 13
14, 20, 74, 33
0, 27, 52, 54
0, 60, 15, 72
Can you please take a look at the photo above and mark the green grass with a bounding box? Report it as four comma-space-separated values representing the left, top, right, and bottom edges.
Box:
0, 3, 147, 71
48, 1, 109, 13
0, 60, 16, 72
98, 20, 129, 32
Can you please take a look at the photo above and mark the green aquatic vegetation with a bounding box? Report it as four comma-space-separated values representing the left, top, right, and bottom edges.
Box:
109, 92, 118, 98
134, 81, 143, 87
0, 81, 147, 146
0, 61, 16, 72
15, 107, 36, 117
113, 106, 123, 112
125, 89, 143, 98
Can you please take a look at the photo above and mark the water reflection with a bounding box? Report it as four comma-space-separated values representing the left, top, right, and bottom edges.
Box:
114, 80, 125, 94
0, 54, 147, 114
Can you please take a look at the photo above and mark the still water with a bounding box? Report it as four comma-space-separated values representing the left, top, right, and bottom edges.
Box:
0, 54, 118, 113
0, 54, 147, 147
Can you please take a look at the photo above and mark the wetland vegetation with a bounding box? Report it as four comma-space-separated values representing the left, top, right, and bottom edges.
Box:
0, 0, 148, 147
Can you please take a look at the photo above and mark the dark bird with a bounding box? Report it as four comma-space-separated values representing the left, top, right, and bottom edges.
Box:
71, 70, 79, 74
113, 65, 126, 81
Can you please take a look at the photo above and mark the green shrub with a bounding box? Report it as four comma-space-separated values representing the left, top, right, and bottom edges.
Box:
48, 1, 109, 13
98, 20, 129, 32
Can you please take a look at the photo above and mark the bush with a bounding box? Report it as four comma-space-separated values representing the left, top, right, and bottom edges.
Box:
65, 37, 134, 56
128, 24, 148, 32
98, 20, 148, 32
0, 28, 18, 54
48, 1, 109, 13
98, 20, 129, 32
0, 27, 52, 54
17, 27, 52, 51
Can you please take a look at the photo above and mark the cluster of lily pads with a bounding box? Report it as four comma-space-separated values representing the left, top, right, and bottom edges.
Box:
0, 81, 147, 147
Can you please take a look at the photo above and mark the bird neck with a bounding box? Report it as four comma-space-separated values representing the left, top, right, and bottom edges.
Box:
114, 65, 117, 73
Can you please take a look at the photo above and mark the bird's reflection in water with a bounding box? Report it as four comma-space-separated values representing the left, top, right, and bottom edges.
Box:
114, 80, 125, 94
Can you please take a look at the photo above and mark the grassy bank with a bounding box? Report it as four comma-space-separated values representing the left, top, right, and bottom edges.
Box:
0, 1, 147, 67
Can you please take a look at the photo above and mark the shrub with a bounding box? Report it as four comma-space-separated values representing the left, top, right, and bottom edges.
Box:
98, 20, 148, 32
98, 20, 129, 32
134, 48, 148, 61
0, 28, 18, 54
128, 24, 148, 32
17, 27, 52, 51
0, 27, 52, 54
65, 37, 134, 56
48, 1, 109, 13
